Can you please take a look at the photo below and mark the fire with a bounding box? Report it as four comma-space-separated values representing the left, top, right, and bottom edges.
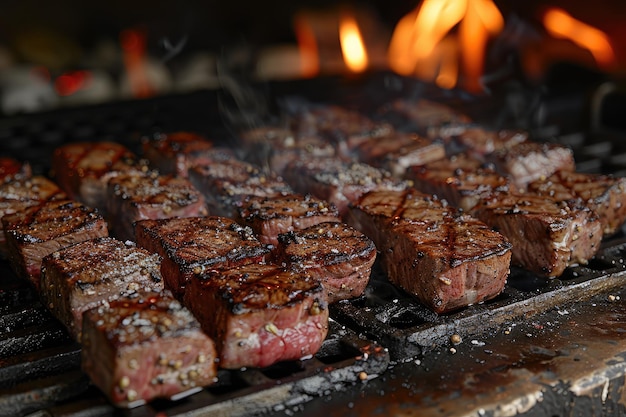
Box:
388, 0, 504, 91
339, 11, 369, 73
543, 8, 615, 68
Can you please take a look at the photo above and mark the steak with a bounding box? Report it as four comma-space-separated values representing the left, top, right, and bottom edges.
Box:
0, 175, 67, 257
188, 158, 292, 218
275, 221, 376, 303
485, 142, 576, 191
81, 290, 218, 407
107, 171, 207, 242
135, 216, 270, 299
51, 141, 146, 213
141, 131, 216, 177
526, 170, 626, 236
381, 99, 472, 137
236, 193, 340, 247
406, 154, 510, 211
348, 189, 512, 314
2, 199, 108, 290
292, 104, 394, 157
39, 237, 164, 341
239, 126, 335, 176
282, 157, 409, 217
184, 263, 328, 369
434, 125, 528, 158
471, 192, 603, 277
355, 132, 446, 177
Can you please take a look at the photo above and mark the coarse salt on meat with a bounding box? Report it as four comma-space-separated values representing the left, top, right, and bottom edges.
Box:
2, 199, 108, 290
40, 237, 164, 341
81, 290, 218, 407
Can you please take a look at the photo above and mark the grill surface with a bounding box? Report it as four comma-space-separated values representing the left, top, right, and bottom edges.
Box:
1, 72, 626, 416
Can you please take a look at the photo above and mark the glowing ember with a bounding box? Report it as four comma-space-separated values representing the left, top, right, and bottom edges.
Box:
388, 0, 504, 91
339, 12, 369, 73
543, 8, 615, 68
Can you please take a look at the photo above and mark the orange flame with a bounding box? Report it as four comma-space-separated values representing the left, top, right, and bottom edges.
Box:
388, 0, 503, 91
339, 12, 369, 73
543, 8, 615, 68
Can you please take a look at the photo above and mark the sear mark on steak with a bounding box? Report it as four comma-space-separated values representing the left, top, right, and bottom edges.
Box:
40, 237, 164, 341
275, 221, 376, 303
471, 192, 603, 277
81, 289, 218, 407
348, 189, 511, 314
236, 193, 340, 247
2, 199, 108, 290
184, 263, 328, 369
135, 216, 270, 299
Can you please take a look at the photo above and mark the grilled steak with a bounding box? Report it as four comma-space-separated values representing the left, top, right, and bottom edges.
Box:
348, 189, 512, 314
0, 176, 67, 257
526, 170, 626, 236
107, 171, 207, 242
275, 221, 376, 303
135, 216, 270, 299
52, 141, 146, 213
0, 157, 31, 182
2, 199, 108, 289
282, 157, 408, 217
239, 126, 335, 176
39, 237, 164, 341
471, 192, 603, 277
236, 193, 340, 247
141, 131, 216, 177
406, 154, 510, 211
355, 132, 445, 177
434, 125, 528, 158
188, 158, 292, 218
184, 263, 328, 369
81, 290, 218, 407
382, 99, 472, 137
292, 104, 394, 157
485, 142, 576, 191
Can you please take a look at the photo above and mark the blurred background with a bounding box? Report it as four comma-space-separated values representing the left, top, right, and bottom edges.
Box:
1, 0, 625, 114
